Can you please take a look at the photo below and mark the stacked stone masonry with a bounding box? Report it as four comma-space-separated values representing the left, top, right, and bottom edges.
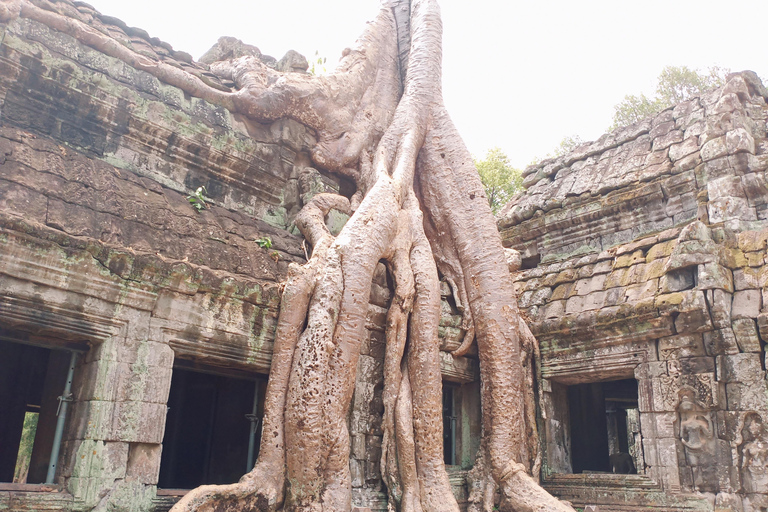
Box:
500, 71, 768, 511
0, 2, 477, 511
1, 0, 767, 511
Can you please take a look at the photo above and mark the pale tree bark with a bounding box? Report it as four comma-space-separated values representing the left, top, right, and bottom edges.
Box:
0, 0, 577, 510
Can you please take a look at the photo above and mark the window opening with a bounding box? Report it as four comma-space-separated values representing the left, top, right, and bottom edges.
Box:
567, 378, 639, 474
0, 338, 77, 484
158, 367, 265, 489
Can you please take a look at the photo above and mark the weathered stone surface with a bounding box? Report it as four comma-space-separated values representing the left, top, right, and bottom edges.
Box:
504, 72, 768, 510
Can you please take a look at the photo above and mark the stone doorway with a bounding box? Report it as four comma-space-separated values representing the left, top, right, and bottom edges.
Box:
567, 378, 640, 474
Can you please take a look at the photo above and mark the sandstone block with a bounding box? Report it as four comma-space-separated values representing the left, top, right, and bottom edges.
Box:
646, 240, 677, 262
543, 300, 565, 319
701, 136, 728, 162
656, 438, 678, 467
111, 401, 167, 443
653, 129, 684, 151
710, 196, 757, 223
550, 282, 574, 301
583, 290, 606, 311
703, 328, 739, 356
655, 412, 677, 439
614, 249, 645, 269
725, 380, 768, 411
698, 263, 734, 292
716, 353, 763, 383
574, 274, 606, 296
126, 443, 162, 484
733, 267, 761, 290
732, 318, 762, 352
757, 312, 768, 341
679, 356, 716, 374
726, 127, 756, 155
732, 289, 761, 319
738, 229, 768, 253
707, 175, 746, 200
668, 136, 700, 162
643, 258, 667, 281
658, 333, 706, 359
565, 295, 586, 315
709, 288, 732, 329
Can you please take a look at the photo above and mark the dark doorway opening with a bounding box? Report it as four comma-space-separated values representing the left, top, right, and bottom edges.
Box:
0, 339, 74, 484
568, 378, 639, 474
158, 367, 265, 489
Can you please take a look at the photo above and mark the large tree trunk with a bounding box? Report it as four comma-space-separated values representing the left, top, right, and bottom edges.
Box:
2, 0, 577, 510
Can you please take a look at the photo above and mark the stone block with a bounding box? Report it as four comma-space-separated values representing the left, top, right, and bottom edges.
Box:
699, 263, 734, 293
716, 353, 763, 383
574, 274, 606, 296
733, 267, 761, 290
726, 127, 756, 155
668, 136, 700, 162
710, 289, 733, 329
550, 282, 574, 301
703, 328, 739, 356
709, 197, 756, 224
583, 290, 606, 310
732, 318, 762, 352
126, 443, 162, 485
543, 300, 565, 319
655, 412, 677, 439
732, 289, 761, 319
657, 438, 679, 467
111, 401, 167, 443
701, 135, 728, 162
758, 312, 768, 341
565, 295, 585, 315
679, 356, 716, 374
675, 291, 713, 334
658, 333, 707, 359
707, 175, 746, 201
637, 377, 653, 412
726, 380, 768, 411
350, 459, 364, 488
351, 434, 366, 460
653, 129, 684, 151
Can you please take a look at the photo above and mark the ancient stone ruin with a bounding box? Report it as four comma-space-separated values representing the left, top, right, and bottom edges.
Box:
0, 0, 765, 511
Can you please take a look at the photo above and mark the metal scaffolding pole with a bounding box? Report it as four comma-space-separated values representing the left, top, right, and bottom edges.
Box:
46, 350, 78, 484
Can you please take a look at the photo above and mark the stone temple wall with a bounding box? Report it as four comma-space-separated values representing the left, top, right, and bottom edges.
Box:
500, 72, 768, 511
0, 2, 478, 511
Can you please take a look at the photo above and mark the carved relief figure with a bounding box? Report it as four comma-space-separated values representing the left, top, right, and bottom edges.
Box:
678, 390, 716, 466
740, 413, 768, 494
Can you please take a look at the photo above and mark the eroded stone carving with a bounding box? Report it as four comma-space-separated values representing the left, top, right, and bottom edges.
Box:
737, 412, 768, 494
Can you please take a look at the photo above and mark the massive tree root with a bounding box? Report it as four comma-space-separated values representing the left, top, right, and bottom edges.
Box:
1, 0, 577, 510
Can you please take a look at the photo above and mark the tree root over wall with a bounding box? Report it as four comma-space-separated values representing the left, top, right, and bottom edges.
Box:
0, 0, 578, 510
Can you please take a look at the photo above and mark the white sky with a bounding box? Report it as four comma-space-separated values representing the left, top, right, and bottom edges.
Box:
84, 0, 768, 169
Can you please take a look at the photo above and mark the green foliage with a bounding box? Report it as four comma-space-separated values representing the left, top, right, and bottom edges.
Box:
187, 186, 208, 212
13, 411, 38, 483
256, 236, 273, 249
610, 65, 729, 130
309, 51, 327, 75
551, 134, 584, 158
474, 147, 523, 214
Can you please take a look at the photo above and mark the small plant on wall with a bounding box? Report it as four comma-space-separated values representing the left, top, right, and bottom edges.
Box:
187, 186, 208, 212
